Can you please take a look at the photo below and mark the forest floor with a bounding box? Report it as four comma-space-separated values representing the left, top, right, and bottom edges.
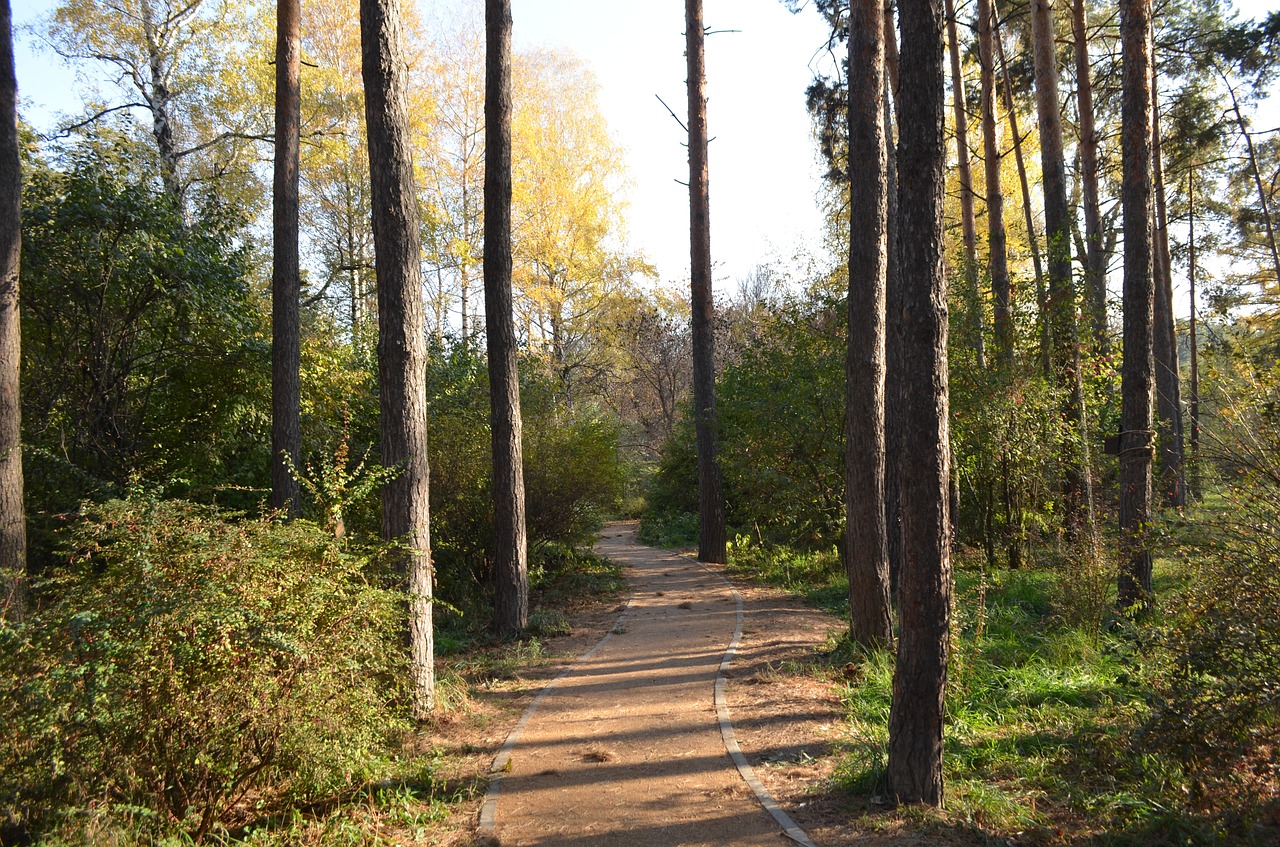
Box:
420, 523, 992, 847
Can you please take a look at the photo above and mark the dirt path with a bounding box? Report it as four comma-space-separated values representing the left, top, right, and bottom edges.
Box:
478, 524, 838, 846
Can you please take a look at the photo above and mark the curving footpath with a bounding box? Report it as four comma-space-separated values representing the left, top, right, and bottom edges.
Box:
478, 523, 818, 847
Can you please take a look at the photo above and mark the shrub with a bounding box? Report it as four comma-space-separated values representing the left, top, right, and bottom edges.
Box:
0, 495, 408, 843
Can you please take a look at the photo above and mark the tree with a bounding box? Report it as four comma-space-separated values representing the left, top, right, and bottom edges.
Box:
21, 135, 261, 503
420, 12, 485, 339
0, 0, 24, 619
995, 16, 1050, 375
1029, 0, 1094, 539
271, 0, 302, 517
945, 0, 985, 369
846, 0, 894, 648
47, 0, 264, 211
1151, 68, 1186, 508
685, 0, 727, 565
978, 0, 1011, 363
510, 50, 645, 399
1117, 0, 1155, 612
1073, 0, 1108, 353
360, 0, 433, 716
887, 0, 952, 807
485, 0, 528, 640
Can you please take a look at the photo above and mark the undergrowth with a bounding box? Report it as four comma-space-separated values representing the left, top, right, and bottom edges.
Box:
727, 535, 1280, 845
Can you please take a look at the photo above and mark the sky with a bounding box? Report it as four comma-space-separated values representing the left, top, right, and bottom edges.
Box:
9, 0, 1277, 294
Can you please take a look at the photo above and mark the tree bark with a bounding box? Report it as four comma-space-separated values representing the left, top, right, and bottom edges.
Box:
1030, 0, 1094, 540
139, 0, 182, 205
270, 0, 302, 518
0, 0, 25, 621
945, 0, 985, 369
995, 18, 1050, 377
1117, 0, 1155, 612
1150, 63, 1185, 509
1188, 171, 1200, 501
686, 0, 726, 564
1073, 0, 1108, 353
977, 0, 1011, 364
485, 0, 528, 640
887, 0, 952, 808
884, 0, 904, 595
361, 0, 434, 716
846, 0, 894, 649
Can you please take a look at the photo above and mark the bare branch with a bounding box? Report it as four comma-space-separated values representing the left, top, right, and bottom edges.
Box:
655, 94, 688, 133
55, 103, 150, 136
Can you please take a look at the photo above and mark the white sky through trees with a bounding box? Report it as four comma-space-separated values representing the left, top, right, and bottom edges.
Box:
13, 0, 833, 292
11, 0, 1276, 293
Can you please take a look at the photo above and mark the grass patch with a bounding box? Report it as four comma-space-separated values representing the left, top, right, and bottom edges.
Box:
724, 532, 1278, 845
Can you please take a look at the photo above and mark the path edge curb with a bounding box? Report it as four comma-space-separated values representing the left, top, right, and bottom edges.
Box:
697, 559, 822, 847
475, 595, 636, 844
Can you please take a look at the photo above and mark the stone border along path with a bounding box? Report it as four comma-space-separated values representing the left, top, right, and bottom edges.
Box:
477, 523, 819, 847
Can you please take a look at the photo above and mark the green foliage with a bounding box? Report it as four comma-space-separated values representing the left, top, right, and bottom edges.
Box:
950, 365, 1072, 568
643, 297, 844, 551
425, 340, 625, 619
19, 131, 269, 548
1147, 362, 1280, 778
0, 496, 408, 843
717, 298, 845, 548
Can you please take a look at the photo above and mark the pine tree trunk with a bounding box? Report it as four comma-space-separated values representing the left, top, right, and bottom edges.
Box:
1188, 172, 1201, 501
0, 0, 25, 620
1224, 81, 1280, 287
270, 0, 302, 518
945, 0, 985, 369
1073, 0, 1108, 353
1151, 68, 1185, 510
485, 0, 528, 639
1118, 0, 1155, 612
887, 0, 952, 808
995, 18, 1050, 377
361, 0, 434, 716
846, 0, 894, 649
978, 0, 1011, 364
686, 0, 726, 564
885, 65, 905, 597
1030, 0, 1094, 540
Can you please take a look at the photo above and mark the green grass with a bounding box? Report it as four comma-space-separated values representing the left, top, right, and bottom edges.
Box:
725, 537, 1275, 845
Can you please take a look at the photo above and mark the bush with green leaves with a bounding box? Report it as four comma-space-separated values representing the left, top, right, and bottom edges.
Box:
644, 297, 844, 550
1147, 361, 1280, 777
0, 495, 408, 843
425, 341, 624, 618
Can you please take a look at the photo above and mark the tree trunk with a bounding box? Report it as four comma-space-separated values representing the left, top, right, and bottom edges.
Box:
1117, 0, 1155, 613
361, 0, 434, 716
945, 0, 985, 369
977, 0, 1010, 364
485, 0, 528, 640
1073, 0, 1108, 354
1150, 64, 1185, 509
686, 0, 726, 565
995, 17, 1050, 377
270, 0, 302, 518
1223, 79, 1280, 287
846, 0, 894, 649
0, 0, 25, 620
887, 0, 952, 808
1188, 171, 1201, 501
884, 13, 905, 595
1030, 0, 1094, 540
139, 0, 182, 205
